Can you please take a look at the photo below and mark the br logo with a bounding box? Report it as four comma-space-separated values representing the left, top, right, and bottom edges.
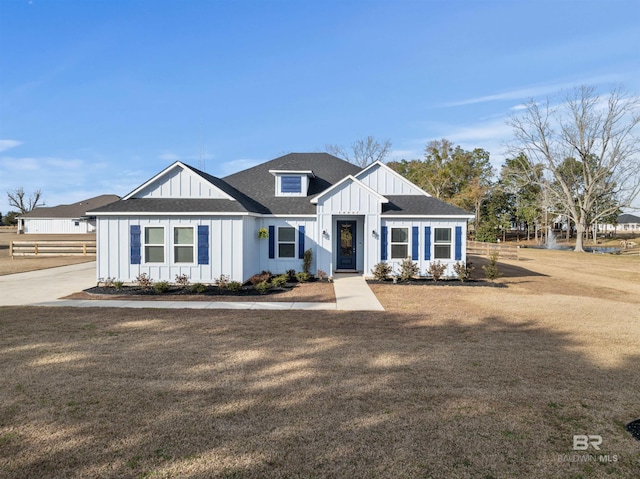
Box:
573, 435, 602, 450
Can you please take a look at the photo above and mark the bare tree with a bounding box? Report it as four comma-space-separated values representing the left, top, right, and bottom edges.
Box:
326, 136, 392, 167
7, 188, 45, 214
508, 85, 640, 252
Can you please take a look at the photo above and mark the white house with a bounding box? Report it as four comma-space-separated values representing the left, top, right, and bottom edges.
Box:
18, 194, 120, 234
89, 153, 473, 283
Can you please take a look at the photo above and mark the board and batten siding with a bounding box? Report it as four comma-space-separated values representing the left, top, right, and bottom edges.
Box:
23, 218, 94, 234
96, 215, 244, 283
253, 217, 318, 275
355, 163, 424, 196
380, 218, 467, 277
134, 165, 231, 199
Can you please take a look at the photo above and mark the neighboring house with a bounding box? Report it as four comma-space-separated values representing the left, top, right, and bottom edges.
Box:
89, 153, 473, 283
602, 213, 640, 234
18, 194, 120, 234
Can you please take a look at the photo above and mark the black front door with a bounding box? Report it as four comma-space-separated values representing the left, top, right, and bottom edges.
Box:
337, 221, 357, 270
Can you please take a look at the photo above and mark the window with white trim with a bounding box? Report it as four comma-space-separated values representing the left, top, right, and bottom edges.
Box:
278, 226, 296, 258
390, 227, 409, 259
434, 228, 452, 259
173, 226, 195, 263
144, 226, 165, 263
281, 176, 302, 194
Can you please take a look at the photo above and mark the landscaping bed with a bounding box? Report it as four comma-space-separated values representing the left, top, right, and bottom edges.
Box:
366, 278, 505, 287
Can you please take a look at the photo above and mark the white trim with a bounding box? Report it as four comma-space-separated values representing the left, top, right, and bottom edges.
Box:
172, 225, 196, 265
382, 214, 474, 219
310, 175, 389, 204
355, 161, 432, 197
143, 225, 166, 265
276, 225, 297, 259
122, 161, 236, 201
91, 211, 251, 216
269, 169, 315, 178
433, 227, 453, 260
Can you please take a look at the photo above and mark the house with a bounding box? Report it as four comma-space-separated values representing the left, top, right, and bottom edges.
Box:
601, 213, 640, 235
18, 194, 120, 234
88, 153, 473, 283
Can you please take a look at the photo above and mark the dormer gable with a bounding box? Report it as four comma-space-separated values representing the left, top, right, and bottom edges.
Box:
123, 161, 236, 201
269, 169, 315, 197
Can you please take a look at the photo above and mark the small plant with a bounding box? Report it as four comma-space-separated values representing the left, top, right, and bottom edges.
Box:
135, 273, 153, 290
215, 274, 230, 289
453, 261, 474, 282
190, 282, 207, 294
427, 261, 447, 282
248, 271, 271, 286
398, 257, 419, 282
257, 227, 269, 239
316, 269, 327, 281
254, 280, 271, 294
113, 280, 124, 290
286, 269, 297, 282
296, 271, 310, 283
271, 274, 288, 288
482, 252, 502, 281
302, 248, 313, 274
371, 262, 393, 281
154, 281, 170, 294
226, 281, 243, 292
100, 277, 116, 288
174, 274, 190, 288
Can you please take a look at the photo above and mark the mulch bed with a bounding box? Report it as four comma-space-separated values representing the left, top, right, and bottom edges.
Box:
64, 281, 336, 303
366, 278, 506, 287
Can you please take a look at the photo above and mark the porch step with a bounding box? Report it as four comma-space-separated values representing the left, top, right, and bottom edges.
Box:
332, 274, 385, 311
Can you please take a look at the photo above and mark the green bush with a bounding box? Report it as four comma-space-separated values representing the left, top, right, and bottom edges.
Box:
113, 281, 124, 290
255, 280, 272, 294
371, 262, 393, 281
226, 281, 243, 292
154, 281, 170, 293
190, 283, 207, 294
302, 248, 313, 274
285, 269, 297, 282
296, 271, 310, 283
482, 253, 502, 281
398, 258, 419, 282
271, 275, 288, 288
475, 223, 498, 243
427, 261, 447, 282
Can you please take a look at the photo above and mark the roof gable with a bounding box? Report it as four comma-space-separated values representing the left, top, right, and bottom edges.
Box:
21, 194, 120, 218
310, 175, 388, 204
355, 161, 430, 196
123, 162, 236, 201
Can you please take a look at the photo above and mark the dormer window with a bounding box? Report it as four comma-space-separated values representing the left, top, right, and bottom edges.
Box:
270, 169, 314, 197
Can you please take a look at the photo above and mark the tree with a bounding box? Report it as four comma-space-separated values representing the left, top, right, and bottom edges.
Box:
508, 86, 640, 252
7, 187, 45, 214
326, 136, 392, 167
3, 211, 19, 226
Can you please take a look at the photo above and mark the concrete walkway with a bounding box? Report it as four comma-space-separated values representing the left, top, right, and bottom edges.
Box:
1, 264, 384, 311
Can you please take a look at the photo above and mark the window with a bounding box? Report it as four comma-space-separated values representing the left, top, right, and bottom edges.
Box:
281, 176, 302, 194
144, 226, 165, 263
174, 226, 194, 263
390, 227, 408, 259
278, 226, 296, 258
434, 228, 451, 259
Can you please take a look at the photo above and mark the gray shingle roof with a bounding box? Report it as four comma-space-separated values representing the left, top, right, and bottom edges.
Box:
617, 213, 640, 224
22, 194, 120, 218
89, 198, 248, 214
382, 196, 473, 216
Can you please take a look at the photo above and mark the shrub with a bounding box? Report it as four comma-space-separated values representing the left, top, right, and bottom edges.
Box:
316, 269, 327, 281
100, 277, 115, 288
296, 271, 310, 283
255, 280, 271, 294
215, 275, 230, 289
453, 261, 474, 282
302, 248, 313, 274
135, 273, 153, 290
226, 281, 243, 293
285, 269, 297, 282
113, 281, 124, 290
482, 253, 502, 281
398, 258, 419, 282
248, 271, 271, 286
174, 274, 190, 288
154, 281, 170, 293
271, 274, 288, 288
190, 283, 207, 294
476, 223, 498, 243
371, 262, 393, 281
427, 261, 447, 282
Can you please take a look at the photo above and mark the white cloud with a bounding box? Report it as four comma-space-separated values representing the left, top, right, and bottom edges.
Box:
0, 140, 22, 153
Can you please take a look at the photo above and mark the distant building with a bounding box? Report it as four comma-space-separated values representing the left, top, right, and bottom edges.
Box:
18, 195, 120, 234
601, 213, 640, 235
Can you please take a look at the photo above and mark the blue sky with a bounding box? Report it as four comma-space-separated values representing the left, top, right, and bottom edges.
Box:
1, 0, 639, 214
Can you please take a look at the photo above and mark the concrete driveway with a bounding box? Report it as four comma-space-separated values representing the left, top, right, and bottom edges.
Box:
0, 262, 96, 306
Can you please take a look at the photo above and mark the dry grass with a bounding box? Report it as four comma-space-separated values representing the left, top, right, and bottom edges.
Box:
1, 249, 639, 478
0, 231, 94, 276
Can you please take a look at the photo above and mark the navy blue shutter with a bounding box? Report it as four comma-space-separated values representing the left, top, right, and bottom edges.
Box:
455, 226, 463, 260
381, 226, 388, 261
281, 176, 301, 193
298, 225, 305, 259
130, 225, 141, 264
424, 226, 431, 260
412, 226, 419, 260
197, 225, 209, 265
268, 226, 275, 259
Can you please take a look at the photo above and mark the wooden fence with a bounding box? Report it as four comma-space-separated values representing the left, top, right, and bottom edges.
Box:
10, 240, 96, 257
467, 240, 519, 260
